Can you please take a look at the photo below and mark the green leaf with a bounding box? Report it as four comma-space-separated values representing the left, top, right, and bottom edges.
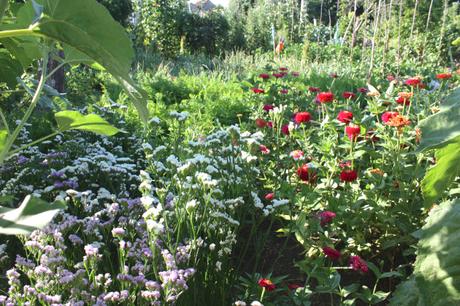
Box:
440, 88, 460, 111
417, 89, 460, 152
55, 110, 119, 136
0, 50, 22, 87
0, 129, 7, 154
422, 140, 460, 206
31, 0, 149, 123
0, 195, 66, 235
390, 200, 460, 305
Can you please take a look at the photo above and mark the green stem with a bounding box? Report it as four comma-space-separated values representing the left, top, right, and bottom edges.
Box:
0, 108, 10, 134
7, 131, 59, 157
0, 0, 8, 23
0, 50, 48, 164
0, 28, 35, 39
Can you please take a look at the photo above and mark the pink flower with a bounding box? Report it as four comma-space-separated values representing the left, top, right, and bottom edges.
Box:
319, 211, 336, 226
290, 150, 304, 160
294, 112, 312, 124
259, 145, 270, 154
273, 73, 284, 78
349, 255, 368, 273
255, 118, 267, 128
357, 87, 368, 93
263, 104, 274, 112
345, 124, 361, 140
291, 72, 300, 77
252, 88, 265, 94
342, 92, 356, 99
340, 169, 358, 182
280, 88, 289, 94
259, 73, 270, 79
281, 124, 290, 136
317, 92, 334, 103
381, 111, 399, 123
322, 247, 341, 260
337, 111, 353, 124
279, 67, 288, 71
308, 87, 320, 93
265, 193, 274, 200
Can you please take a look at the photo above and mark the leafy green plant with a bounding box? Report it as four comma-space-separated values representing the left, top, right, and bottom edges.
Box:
0, 0, 147, 235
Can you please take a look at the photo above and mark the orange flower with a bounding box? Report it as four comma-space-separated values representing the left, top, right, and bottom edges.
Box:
369, 168, 384, 176
386, 114, 411, 128
397, 92, 413, 99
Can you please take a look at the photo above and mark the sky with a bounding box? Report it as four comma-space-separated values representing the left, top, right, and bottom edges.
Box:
212, 0, 229, 7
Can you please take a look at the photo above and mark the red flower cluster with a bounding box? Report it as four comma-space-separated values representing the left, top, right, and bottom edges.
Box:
297, 164, 310, 182
259, 145, 270, 154
342, 92, 356, 99
358, 87, 368, 93
273, 73, 285, 78
404, 77, 422, 87
280, 88, 289, 94
263, 104, 274, 112
436, 73, 452, 80
349, 256, 368, 273
255, 118, 267, 128
265, 192, 274, 200
259, 73, 270, 80
308, 86, 320, 93
294, 112, 312, 124
395, 96, 410, 106
340, 169, 358, 182
258, 278, 276, 291
281, 124, 290, 135
322, 247, 341, 260
319, 211, 336, 226
252, 88, 265, 94
279, 67, 288, 71
381, 111, 398, 123
291, 72, 300, 77
316, 92, 334, 103
345, 124, 360, 140
337, 111, 353, 124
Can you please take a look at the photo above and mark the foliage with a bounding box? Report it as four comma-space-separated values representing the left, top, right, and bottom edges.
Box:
390, 199, 460, 305
96, 0, 132, 26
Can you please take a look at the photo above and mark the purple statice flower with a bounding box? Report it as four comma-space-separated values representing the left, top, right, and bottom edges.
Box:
161, 249, 177, 270
63, 179, 79, 189
84, 244, 99, 257
50, 170, 65, 179
54, 181, 65, 189
111, 227, 125, 237
140, 290, 161, 300
17, 155, 29, 165
15, 255, 35, 268
46, 152, 67, 159
69, 234, 83, 245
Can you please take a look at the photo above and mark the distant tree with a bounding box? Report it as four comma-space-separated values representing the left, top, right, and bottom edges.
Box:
97, 0, 133, 26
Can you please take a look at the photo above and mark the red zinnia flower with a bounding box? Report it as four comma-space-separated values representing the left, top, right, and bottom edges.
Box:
297, 164, 310, 182
259, 145, 270, 154
340, 169, 358, 182
337, 111, 353, 124
259, 73, 270, 80
339, 160, 352, 169
405, 77, 421, 87
357, 87, 368, 93
316, 92, 334, 103
294, 112, 312, 124
265, 193, 274, 200
252, 88, 265, 94
381, 111, 399, 123
273, 73, 284, 78
263, 104, 274, 112
387, 74, 395, 81
436, 73, 452, 80
322, 247, 341, 260
308, 86, 320, 93
255, 118, 267, 128
350, 256, 368, 273
281, 124, 290, 136
258, 278, 276, 291
345, 124, 360, 140
319, 211, 336, 226
267, 121, 273, 128
395, 96, 410, 106
279, 67, 288, 71
291, 72, 299, 77
342, 92, 356, 99
280, 88, 289, 94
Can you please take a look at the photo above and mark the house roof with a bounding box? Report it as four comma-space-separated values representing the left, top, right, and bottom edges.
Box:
189, 0, 216, 13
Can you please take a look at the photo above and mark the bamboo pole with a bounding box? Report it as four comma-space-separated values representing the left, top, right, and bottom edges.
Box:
437, 0, 449, 66
410, 0, 419, 40
367, 0, 382, 81
396, 0, 403, 77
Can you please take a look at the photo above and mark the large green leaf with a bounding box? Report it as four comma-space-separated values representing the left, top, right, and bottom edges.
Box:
55, 110, 119, 136
0, 129, 7, 154
417, 95, 460, 152
440, 88, 460, 112
31, 0, 149, 123
0, 49, 22, 87
0, 195, 66, 235
422, 140, 460, 206
390, 200, 460, 305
